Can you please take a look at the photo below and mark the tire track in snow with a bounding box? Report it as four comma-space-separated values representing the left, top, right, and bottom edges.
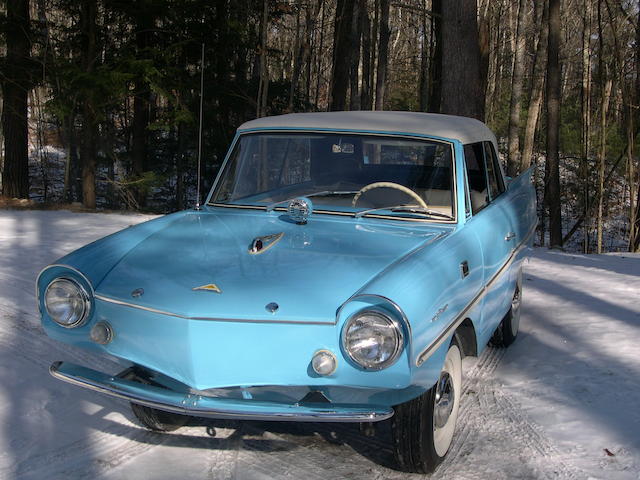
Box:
206, 423, 393, 480
438, 346, 585, 480
12, 428, 163, 480
185, 345, 587, 480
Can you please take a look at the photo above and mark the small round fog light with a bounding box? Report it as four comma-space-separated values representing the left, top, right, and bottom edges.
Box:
312, 350, 337, 376
90, 321, 114, 345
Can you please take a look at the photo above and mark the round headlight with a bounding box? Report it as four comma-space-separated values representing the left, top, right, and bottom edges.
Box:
44, 278, 91, 328
342, 310, 404, 370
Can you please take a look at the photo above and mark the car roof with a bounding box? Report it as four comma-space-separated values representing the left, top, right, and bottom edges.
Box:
238, 111, 497, 145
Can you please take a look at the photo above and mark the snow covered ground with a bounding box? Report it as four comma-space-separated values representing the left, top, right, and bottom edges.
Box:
0, 209, 638, 479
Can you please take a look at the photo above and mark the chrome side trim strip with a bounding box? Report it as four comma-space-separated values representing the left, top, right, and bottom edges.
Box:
94, 294, 336, 325
415, 223, 537, 366
49, 362, 393, 423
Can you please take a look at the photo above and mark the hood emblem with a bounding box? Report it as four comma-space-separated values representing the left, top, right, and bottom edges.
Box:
249, 232, 284, 255
192, 283, 222, 293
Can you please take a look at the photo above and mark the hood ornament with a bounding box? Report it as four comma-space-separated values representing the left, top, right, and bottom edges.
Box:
249, 232, 284, 255
287, 197, 312, 224
192, 283, 222, 293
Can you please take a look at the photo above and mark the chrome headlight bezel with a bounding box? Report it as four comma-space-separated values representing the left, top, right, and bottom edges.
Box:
341, 308, 405, 371
44, 277, 91, 328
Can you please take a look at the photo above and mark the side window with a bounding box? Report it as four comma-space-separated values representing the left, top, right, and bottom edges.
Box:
464, 169, 471, 217
463, 143, 489, 214
483, 141, 505, 200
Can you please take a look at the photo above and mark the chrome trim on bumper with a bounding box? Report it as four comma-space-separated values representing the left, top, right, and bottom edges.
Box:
415, 222, 537, 366
49, 361, 394, 423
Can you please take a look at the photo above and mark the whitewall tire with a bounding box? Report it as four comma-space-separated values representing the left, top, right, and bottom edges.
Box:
391, 339, 462, 473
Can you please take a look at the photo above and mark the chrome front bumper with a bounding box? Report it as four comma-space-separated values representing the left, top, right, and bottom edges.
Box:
50, 362, 394, 423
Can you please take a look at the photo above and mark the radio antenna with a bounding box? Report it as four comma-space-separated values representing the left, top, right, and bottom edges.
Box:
195, 42, 205, 210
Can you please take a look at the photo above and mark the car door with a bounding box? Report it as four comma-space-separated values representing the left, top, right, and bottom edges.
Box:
462, 142, 515, 347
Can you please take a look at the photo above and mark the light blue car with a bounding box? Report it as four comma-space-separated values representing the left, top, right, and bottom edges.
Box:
37, 111, 537, 473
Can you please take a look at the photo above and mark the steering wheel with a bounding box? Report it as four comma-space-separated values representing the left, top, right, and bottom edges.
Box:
352, 182, 429, 209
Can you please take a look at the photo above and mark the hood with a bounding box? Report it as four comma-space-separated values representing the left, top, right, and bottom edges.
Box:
95, 208, 449, 323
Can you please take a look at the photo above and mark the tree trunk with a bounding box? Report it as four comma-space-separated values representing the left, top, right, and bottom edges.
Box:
521, 0, 549, 172
80, 0, 98, 209
256, 0, 269, 118
301, 0, 321, 108
418, 0, 429, 111
478, 6, 489, 101
428, 0, 442, 114
484, 1, 501, 123
439, 0, 484, 120
506, 0, 528, 177
348, 0, 362, 110
360, 0, 372, 110
628, 118, 636, 253
288, 4, 303, 111
315, 0, 326, 109
596, 76, 613, 254
634, 180, 640, 252
545, 0, 562, 248
330, 0, 356, 111
595, 0, 612, 254
1, 0, 31, 199
63, 114, 81, 203
633, 8, 640, 252
176, 121, 185, 210
580, 0, 592, 253
374, 0, 390, 110
370, 0, 379, 107
132, 10, 153, 208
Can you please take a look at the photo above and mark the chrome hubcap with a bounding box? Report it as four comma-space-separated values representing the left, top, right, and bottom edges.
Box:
512, 287, 521, 312
510, 286, 521, 336
434, 371, 455, 429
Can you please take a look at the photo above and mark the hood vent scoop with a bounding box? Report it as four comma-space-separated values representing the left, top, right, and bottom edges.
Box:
248, 232, 284, 255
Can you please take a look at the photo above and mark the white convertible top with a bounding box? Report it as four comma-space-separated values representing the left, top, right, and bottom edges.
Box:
238, 111, 497, 145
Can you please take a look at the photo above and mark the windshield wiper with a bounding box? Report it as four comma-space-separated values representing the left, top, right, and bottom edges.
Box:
308, 190, 359, 198
266, 190, 358, 212
355, 205, 454, 220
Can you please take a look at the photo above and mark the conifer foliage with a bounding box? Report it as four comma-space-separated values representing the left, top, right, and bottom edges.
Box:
0, 0, 638, 252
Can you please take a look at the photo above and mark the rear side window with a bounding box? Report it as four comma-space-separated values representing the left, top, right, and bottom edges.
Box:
483, 142, 505, 200
463, 143, 489, 214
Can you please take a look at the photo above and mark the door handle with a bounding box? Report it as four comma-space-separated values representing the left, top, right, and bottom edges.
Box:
505, 232, 516, 241
460, 261, 469, 278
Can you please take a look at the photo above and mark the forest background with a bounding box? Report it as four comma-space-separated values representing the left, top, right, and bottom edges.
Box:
0, 0, 638, 253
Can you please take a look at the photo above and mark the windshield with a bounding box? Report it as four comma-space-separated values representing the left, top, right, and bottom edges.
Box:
210, 132, 455, 221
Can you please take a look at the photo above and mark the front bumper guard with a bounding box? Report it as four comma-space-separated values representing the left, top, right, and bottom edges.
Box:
50, 361, 394, 423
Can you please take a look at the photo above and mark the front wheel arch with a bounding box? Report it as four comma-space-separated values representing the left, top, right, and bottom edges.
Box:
453, 318, 478, 358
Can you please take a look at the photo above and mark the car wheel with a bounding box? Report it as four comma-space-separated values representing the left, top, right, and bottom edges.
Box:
130, 402, 190, 432
391, 339, 462, 473
490, 272, 522, 348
